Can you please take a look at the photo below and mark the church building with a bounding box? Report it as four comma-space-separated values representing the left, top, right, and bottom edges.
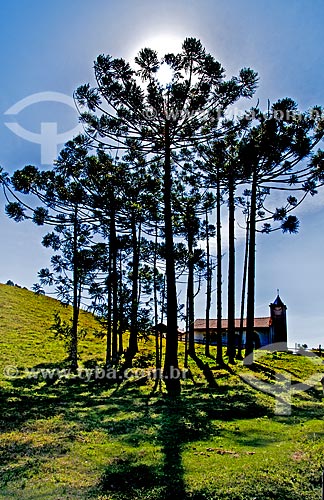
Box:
193, 294, 288, 349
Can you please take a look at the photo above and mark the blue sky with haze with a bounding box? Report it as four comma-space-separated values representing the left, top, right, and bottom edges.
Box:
1, 0, 324, 347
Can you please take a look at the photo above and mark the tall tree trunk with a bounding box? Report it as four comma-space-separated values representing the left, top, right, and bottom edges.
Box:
106, 231, 112, 368
227, 174, 236, 364
184, 293, 189, 368
118, 248, 124, 355
111, 205, 118, 364
245, 170, 257, 365
127, 214, 140, 363
71, 205, 79, 372
187, 230, 195, 357
205, 206, 211, 357
163, 120, 180, 396
216, 170, 223, 364
237, 207, 250, 360
154, 223, 160, 371
160, 275, 165, 370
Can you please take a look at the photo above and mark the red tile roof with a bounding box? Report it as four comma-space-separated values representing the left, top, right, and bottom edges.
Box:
194, 317, 270, 330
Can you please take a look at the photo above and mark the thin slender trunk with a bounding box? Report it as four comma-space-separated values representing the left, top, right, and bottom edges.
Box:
245, 170, 257, 365
111, 205, 118, 363
77, 280, 82, 312
71, 205, 79, 372
237, 207, 250, 360
216, 171, 223, 364
187, 230, 195, 356
205, 206, 211, 356
118, 248, 124, 355
160, 275, 165, 370
161, 275, 165, 324
128, 214, 140, 362
227, 174, 236, 364
184, 292, 189, 368
106, 235, 112, 368
154, 223, 160, 370
163, 120, 180, 396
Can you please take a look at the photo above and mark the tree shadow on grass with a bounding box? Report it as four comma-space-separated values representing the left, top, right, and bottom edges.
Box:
0, 438, 70, 469
99, 396, 189, 500
0, 371, 117, 433
97, 382, 273, 500
188, 353, 218, 388
0, 360, 297, 499
0, 358, 270, 434
248, 361, 278, 380
100, 459, 165, 499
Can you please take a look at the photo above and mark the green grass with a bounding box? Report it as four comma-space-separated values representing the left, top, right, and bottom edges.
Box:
0, 283, 323, 499
0, 283, 106, 378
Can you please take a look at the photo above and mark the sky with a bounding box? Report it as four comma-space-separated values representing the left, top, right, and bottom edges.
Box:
1, 0, 324, 347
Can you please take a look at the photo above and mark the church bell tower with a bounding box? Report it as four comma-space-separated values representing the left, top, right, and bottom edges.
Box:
269, 293, 288, 350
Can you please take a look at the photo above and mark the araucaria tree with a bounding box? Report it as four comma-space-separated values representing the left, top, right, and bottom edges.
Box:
238, 100, 324, 363
75, 37, 258, 394
2, 159, 97, 371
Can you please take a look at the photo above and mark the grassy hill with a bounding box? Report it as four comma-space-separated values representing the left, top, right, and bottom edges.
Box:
0, 283, 323, 500
0, 283, 106, 376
